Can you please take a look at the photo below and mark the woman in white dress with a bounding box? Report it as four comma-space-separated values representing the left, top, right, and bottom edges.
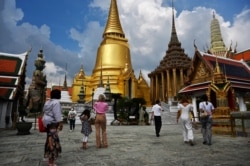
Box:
177, 98, 195, 146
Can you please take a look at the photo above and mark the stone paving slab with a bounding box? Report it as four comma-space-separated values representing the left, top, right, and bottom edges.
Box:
0, 123, 250, 166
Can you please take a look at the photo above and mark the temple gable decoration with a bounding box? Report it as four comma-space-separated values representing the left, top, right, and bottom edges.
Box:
0, 51, 30, 129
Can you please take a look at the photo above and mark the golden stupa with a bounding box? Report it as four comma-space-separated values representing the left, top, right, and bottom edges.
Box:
210, 12, 227, 57
71, 0, 150, 104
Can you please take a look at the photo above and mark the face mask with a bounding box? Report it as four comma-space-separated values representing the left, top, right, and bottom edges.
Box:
50, 128, 57, 134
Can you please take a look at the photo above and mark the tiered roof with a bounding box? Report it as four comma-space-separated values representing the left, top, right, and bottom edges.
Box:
179, 51, 250, 93
0, 51, 29, 100
149, 3, 191, 75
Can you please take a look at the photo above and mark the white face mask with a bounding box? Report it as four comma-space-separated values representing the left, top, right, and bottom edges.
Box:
50, 128, 57, 134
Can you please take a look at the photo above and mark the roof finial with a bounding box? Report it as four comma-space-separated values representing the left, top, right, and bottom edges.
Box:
62, 63, 68, 90
28, 46, 32, 53
193, 39, 197, 50
234, 42, 237, 53
172, 0, 174, 14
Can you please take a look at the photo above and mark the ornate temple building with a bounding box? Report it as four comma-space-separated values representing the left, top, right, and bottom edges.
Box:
0, 50, 30, 128
178, 13, 250, 135
179, 48, 250, 134
71, 0, 150, 104
148, 3, 192, 104
147, 3, 249, 134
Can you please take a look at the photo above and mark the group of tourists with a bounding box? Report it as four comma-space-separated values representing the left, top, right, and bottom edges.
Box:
42, 89, 214, 166
42, 89, 108, 166
151, 95, 215, 146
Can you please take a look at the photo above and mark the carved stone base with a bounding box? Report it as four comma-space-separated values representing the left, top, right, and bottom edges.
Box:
16, 122, 32, 135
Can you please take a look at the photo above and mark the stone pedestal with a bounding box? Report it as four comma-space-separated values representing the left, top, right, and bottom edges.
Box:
16, 122, 32, 135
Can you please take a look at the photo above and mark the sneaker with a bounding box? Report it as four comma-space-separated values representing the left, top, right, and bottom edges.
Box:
189, 140, 194, 146
203, 141, 207, 145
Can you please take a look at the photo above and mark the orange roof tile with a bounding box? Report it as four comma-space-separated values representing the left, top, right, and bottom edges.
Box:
234, 49, 250, 61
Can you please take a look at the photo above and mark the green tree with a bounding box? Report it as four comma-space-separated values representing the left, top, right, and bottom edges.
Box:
111, 93, 122, 120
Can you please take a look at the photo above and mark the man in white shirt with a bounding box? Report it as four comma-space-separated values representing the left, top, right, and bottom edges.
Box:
199, 95, 215, 146
151, 100, 164, 137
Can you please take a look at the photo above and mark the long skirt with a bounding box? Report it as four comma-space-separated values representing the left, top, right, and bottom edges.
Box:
44, 123, 62, 160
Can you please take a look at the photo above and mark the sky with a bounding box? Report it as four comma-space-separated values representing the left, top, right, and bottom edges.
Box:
0, 0, 250, 89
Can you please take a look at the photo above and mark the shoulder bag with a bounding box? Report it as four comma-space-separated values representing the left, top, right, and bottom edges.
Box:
38, 116, 46, 132
200, 102, 208, 118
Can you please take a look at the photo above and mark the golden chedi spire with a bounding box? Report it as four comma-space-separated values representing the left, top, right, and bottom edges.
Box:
210, 11, 227, 57
91, 0, 133, 94
103, 0, 125, 38
78, 65, 85, 79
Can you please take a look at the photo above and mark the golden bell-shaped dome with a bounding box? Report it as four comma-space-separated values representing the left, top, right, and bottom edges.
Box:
71, 0, 151, 105
91, 0, 133, 94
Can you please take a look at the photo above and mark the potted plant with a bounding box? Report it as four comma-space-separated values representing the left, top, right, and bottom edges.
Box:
62, 110, 69, 123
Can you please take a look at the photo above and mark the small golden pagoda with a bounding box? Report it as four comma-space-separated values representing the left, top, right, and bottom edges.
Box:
207, 57, 236, 135
71, 0, 150, 104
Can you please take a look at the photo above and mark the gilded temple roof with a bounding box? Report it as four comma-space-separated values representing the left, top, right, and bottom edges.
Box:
179, 50, 250, 93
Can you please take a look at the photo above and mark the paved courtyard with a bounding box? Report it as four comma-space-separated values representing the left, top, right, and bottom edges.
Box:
0, 121, 250, 166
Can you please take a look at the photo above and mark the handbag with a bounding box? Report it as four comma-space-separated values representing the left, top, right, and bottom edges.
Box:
200, 111, 208, 118
200, 102, 208, 118
90, 109, 96, 120
38, 116, 46, 132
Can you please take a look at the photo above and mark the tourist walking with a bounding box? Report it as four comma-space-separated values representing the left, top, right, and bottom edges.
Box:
42, 89, 63, 166
68, 107, 77, 132
177, 98, 195, 146
199, 95, 215, 146
80, 109, 92, 149
151, 100, 164, 137
93, 94, 109, 148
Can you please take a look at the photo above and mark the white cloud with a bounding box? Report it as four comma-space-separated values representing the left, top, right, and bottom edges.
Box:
44, 61, 65, 85
0, 0, 249, 88
89, 0, 109, 10
70, 21, 103, 73
0, 0, 80, 87
225, 9, 250, 52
